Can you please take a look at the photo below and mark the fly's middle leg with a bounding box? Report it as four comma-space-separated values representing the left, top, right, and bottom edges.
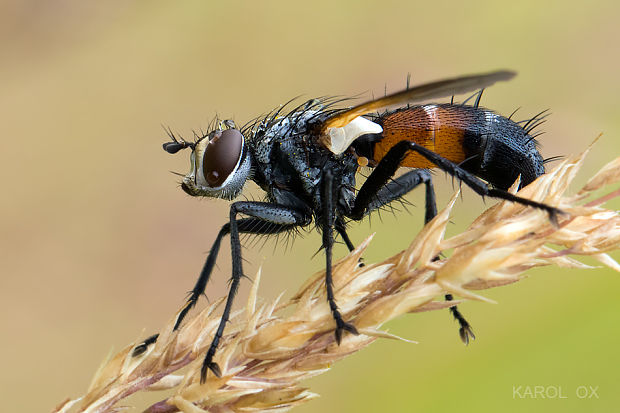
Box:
335, 217, 366, 268
346, 146, 476, 344
322, 170, 359, 344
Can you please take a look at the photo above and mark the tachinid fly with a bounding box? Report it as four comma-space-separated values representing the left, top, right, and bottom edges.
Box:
134, 70, 561, 382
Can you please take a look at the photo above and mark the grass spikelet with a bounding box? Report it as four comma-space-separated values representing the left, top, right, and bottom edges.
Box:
54, 147, 620, 413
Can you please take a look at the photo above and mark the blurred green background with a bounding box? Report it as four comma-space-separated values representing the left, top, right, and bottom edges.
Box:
1, 1, 619, 411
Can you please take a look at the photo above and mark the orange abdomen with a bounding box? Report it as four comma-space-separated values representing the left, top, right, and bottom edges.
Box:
373, 105, 476, 168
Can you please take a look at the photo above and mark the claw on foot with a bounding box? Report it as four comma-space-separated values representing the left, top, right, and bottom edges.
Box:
549, 209, 560, 227
459, 324, 476, 345
200, 360, 222, 383
132, 344, 148, 357
549, 207, 569, 228
131, 333, 159, 357
447, 298, 475, 345
335, 321, 359, 345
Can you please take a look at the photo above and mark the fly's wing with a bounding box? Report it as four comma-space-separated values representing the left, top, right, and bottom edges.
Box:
320, 70, 516, 154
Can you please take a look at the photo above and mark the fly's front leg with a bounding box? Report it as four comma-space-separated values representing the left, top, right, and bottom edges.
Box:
323, 170, 359, 344
200, 202, 311, 382
132, 217, 300, 357
174, 217, 301, 332
133, 224, 231, 357
200, 205, 243, 380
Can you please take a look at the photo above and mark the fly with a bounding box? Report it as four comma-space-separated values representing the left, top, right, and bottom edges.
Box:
133, 70, 562, 382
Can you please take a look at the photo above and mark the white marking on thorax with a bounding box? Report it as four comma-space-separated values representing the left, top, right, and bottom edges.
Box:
325, 116, 383, 155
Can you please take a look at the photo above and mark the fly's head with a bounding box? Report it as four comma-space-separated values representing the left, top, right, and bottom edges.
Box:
163, 121, 252, 200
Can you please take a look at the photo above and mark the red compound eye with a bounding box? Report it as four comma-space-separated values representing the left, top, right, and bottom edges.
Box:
202, 129, 244, 187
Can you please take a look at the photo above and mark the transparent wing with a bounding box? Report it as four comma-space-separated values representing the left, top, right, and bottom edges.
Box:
321, 70, 516, 130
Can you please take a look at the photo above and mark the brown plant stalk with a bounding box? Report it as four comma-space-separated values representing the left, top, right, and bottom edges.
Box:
54, 143, 620, 413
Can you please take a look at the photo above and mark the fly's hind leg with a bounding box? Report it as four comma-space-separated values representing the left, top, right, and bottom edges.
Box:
445, 294, 475, 344
352, 140, 562, 342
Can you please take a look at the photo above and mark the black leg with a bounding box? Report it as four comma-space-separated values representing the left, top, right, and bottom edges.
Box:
199, 202, 311, 382
322, 170, 359, 344
343, 167, 438, 273
132, 217, 302, 357
350, 142, 560, 222
174, 217, 305, 332
347, 141, 561, 345
445, 293, 475, 344
353, 167, 472, 343
174, 225, 227, 330
348, 143, 437, 223
132, 205, 311, 365
335, 218, 356, 252
132, 333, 159, 357
355, 169, 438, 223
390, 141, 561, 222
200, 204, 244, 381
335, 217, 368, 267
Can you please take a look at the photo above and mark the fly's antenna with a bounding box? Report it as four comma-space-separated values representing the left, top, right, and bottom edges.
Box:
162, 125, 196, 154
